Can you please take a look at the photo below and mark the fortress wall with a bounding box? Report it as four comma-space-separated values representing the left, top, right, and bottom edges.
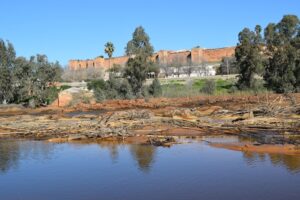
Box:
68, 47, 235, 70
68, 60, 77, 70
108, 56, 129, 67
94, 57, 105, 68
168, 51, 191, 64
191, 48, 204, 64
69, 56, 129, 71
202, 47, 235, 63
155, 51, 169, 65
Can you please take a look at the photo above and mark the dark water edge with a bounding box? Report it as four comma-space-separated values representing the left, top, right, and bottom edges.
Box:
0, 136, 300, 200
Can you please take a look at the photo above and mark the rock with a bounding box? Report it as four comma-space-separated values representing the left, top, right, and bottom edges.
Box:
148, 136, 176, 147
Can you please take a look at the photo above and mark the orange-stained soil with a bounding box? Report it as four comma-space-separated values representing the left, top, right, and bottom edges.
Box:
2, 93, 300, 116
210, 143, 300, 155
1, 93, 300, 155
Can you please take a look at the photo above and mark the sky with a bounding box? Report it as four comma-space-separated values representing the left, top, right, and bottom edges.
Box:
1, 0, 300, 66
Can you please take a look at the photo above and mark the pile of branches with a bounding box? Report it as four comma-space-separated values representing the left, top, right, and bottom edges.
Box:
254, 94, 300, 117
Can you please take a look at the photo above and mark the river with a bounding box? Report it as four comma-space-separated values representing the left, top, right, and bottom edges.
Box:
0, 136, 300, 200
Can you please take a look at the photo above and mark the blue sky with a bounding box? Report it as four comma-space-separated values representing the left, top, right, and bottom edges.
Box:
1, 0, 300, 65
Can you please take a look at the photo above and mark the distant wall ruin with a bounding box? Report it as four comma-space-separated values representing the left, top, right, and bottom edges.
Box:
68, 47, 235, 71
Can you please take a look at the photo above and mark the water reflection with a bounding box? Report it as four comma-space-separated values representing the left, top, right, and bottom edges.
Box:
0, 140, 56, 173
1, 138, 299, 200
130, 144, 156, 172
96, 141, 157, 172
269, 154, 300, 173
1, 139, 300, 175
98, 141, 120, 162
242, 151, 300, 173
0, 140, 20, 173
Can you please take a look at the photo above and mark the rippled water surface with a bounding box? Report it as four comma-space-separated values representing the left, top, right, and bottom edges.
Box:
0, 137, 300, 200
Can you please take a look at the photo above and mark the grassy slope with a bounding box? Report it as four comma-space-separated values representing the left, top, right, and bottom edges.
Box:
161, 78, 236, 98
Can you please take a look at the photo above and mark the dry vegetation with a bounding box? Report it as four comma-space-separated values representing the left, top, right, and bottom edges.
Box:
1, 93, 300, 153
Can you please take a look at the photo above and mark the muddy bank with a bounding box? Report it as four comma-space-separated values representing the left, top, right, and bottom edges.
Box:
210, 142, 300, 155
1, 94, 300, 152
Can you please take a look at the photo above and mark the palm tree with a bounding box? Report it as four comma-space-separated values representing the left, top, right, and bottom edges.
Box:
104, 42, 115, 69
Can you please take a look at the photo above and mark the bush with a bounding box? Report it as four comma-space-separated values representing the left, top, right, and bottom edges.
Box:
118, 79, 134, 99
228, 85, 239, 93
87, 79, 106, 90
60, 85, 72, 90
105, 76, 120, 99
252, 79, 266, 93
43, 85, 72, 105
87, 79, 109, 102
94, 87, 106, 102
142, 85, 150, 98
88, 77, 163, 101
200, 79, 216, 95
148, 78, 162, 97
88, 77, 134, 102
44, 86, 60, 105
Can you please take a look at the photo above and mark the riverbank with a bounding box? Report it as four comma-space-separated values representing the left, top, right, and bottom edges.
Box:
1, 93, 300, 154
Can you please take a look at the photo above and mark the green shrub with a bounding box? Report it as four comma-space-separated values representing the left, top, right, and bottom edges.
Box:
118, 79, 134, 99
252, 79, 266, 93
60, 85, 72, 90
228, 85, 239, 93
200, 79, 216, 95
87, 79, 108, 102
105, 76, 120, 99
142, 85, 150, 98
88, 77, 134, 102
44, 85, 72, 105
94, 87, 106, 102
87, 79, 106, 90
45, 86, 59, 105
148, 78, 162, 97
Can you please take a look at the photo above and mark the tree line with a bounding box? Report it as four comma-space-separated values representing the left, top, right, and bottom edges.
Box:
235, 15, 300, 93
0, 40, 62, 106
88, 26, 162, 101
2, 15, 299, 107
